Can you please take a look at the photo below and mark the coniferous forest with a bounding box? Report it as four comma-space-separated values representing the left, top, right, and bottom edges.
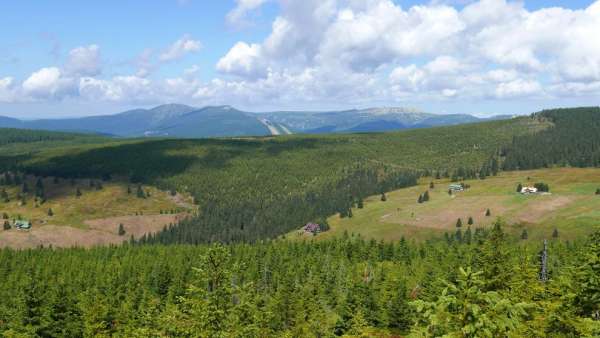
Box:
0, 223, 599, 337
1, 108, 600, 336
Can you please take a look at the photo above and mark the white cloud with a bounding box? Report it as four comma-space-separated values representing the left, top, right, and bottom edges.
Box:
216, 42, 266, 78
495, 79, 543, 99
227, 0, 270, 25
4, 0, 600, 109
0, 77, 17, 103
65, 45, 102, 76
22, 67, 76, 99
213, 0, 600, 105
159, 35, 202, 62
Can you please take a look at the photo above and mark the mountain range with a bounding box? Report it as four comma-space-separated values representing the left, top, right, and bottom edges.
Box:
0, 104, 512, 138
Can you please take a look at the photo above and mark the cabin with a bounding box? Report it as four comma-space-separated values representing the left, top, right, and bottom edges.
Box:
521, 186, 538, 194
449, 183, 464, 192
14, 220, 31, 230
303, 222, 321, 234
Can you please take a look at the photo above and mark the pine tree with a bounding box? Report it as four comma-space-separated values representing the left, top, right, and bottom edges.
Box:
423, 190, 430, 202
1, 188, 8, 202
573, 231, 600, 320
118, 223, 126, 236
411, 267, 530, 337
357, 198, 364, 209
468, 216, 474, 225
456, 218, 463, 228
464, 227, 472, 244
47, 208, 54, 217
455, 229, 463, 242
521, 229, 528, 240
137, 185, 146, 199
552, 228, 559, 238
486, 208, 491, 216
418, 194, 423, 204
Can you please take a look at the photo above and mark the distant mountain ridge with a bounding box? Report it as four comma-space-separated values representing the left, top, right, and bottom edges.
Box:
0, 105, 512, 138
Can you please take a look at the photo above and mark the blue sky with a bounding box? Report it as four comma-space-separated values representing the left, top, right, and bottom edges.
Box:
1, 0, 599, 118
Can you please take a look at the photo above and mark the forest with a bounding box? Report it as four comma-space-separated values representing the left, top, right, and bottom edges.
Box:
1, 116, 543, 243
1, 107, 600, 337
0, 223, 598, 337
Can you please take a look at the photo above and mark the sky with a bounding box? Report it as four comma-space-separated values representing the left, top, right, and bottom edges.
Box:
0, 0, 599, 118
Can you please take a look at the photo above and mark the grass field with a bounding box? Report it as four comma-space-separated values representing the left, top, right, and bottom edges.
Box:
0, 176, 194, 248
296, 168, 600, 242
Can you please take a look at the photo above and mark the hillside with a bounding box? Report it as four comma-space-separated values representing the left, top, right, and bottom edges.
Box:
305, 168, 600, 242
0, 173, 194, 248
1, 115, 546, 244
0, 105, 509, 138
259, 107, 508, 133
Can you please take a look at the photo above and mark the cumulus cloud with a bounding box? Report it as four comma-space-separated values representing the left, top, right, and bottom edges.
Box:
4, 0, 600, 109
227, 0, 270, 25
65, 45, 102, 76
22, 67, 76, 99
216, 42, 266, 78
213, 0, 600, 105
159, 35, 202, 62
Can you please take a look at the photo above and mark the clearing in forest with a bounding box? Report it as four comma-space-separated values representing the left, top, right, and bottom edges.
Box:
0, 176, 195, 248
305, 168, 600, 242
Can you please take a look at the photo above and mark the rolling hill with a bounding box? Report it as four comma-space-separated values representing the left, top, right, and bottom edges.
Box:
0, 105, 510, 138
1, 113, 548, 244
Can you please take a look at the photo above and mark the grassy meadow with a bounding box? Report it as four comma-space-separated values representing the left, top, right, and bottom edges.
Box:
299, 168, 600, 242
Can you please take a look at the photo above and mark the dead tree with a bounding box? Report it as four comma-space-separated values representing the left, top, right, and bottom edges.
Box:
540, 239, 548, 282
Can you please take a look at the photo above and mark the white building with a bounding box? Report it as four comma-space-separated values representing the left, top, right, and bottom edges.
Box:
521, 186, 538, 194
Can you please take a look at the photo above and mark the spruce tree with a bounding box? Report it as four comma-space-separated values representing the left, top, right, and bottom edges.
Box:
456, 218, 462, 228
357, 198, 364, 209
423, 190, 430, 202
595, 188, 600, 195
468, 216, 474, 225
47, 208, 54, 217
380, 193, 386, 202
486, 209, 491, 216
136, 185, 146, 199
418, 194, 423, 204
516, 183, 523, 193
552, 228, 559, 238
118, 224, 126, 236
521, 229, 528, 240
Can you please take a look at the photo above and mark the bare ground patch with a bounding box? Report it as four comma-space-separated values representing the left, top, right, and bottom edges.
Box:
515, 196, 578, 223
385, 196, 510, 229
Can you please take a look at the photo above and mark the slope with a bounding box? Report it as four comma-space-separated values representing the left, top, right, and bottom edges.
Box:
307, 168, 600, 242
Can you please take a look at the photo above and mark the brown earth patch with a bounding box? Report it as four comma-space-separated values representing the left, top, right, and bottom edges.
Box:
516, 195, 577, 223
387, 196, 510, 230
